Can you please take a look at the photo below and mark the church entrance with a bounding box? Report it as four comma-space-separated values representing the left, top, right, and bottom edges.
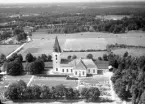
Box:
79, 71, 81, 77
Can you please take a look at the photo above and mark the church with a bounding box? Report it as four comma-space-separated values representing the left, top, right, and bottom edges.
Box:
52, 36, 108, 77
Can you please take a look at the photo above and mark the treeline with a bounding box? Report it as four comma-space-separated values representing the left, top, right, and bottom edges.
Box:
20, 15, 145, 34
108, 52, 145, 104
1, 53, 52, 75
63, 49, 107, 52
1, 13, 145, 34
0, 28, 27, 42
107, 43, 145, 50
4, 80, 102, 102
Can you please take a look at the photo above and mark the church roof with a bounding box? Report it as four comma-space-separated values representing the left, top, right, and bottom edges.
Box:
53, 36, 61, 53
94, 60, 109, 69
73, 59, 87, 70
82, 59, 97, 68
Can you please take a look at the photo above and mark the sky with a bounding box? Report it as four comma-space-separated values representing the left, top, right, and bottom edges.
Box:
0, 0, 144, 3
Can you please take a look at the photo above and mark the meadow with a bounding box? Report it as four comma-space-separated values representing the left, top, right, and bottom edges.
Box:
0, 45, 20, 56
18, 31, 145, 59
112, 48, 145, 57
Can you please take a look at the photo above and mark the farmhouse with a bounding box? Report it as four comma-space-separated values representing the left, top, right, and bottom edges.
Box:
52, 36, 108, 77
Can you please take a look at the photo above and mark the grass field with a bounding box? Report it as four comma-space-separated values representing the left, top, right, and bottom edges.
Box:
0, 45, 20, 56
112, 48, 145, 57
17, 31, 145, 59
61, 51, 108, 59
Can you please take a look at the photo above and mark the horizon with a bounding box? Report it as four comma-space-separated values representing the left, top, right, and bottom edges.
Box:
0, 0, 144, 4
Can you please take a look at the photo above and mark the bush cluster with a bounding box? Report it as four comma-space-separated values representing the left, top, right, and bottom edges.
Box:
5, 80, 100, 102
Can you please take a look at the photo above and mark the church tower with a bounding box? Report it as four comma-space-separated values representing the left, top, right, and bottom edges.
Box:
52, 36, 61, 72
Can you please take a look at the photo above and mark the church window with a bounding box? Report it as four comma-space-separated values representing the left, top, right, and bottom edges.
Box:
88, 69, 90, 73
75, 71, 77, 75
56, 68, 58, 71
62, 69, 64, 72
55, 55, 57, 60
83, 71, 85, 75
93, 69, 95, 73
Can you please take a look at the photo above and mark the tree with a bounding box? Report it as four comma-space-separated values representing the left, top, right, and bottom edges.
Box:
14, 28, 24, 35
98, 57, 102, 61
31, 85, 41, 99
54, 84, 66, 99
48, 55, 52, 61
0, 53, 6, 63
86, 54, 93, 59
7, 59, 23, 76
72, 55, 77, 60
81, 87, 100, 101
67, 55, 72, 60
16, 32, 27, 41
41, 54, 48, 62
81, 88, 88, 98
25, 53, 34, 62
123, 52, 128, 57
25, 59, 44, 74
17, 54, 23, 62
4, 80, 27, 100
103, 54, 108, 61
65, 88, 74, 99
40, 85, 51, 99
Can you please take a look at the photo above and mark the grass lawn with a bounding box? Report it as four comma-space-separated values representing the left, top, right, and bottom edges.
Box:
3, 75, 32, 86
0, 45, 20, 56
31, 76, 78, 88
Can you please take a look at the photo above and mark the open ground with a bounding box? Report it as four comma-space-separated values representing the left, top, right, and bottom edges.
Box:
18, 30, 145, 59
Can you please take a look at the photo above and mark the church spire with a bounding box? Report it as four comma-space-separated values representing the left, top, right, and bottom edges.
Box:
53, 36, 61, 53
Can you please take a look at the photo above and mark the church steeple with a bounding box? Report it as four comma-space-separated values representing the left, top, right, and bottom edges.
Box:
53, 36, 61, 53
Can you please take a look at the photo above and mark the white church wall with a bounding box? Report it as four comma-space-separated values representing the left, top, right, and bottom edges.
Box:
60, 67, 73, 73
73, 70, 86, 77
87, 68, 98, 74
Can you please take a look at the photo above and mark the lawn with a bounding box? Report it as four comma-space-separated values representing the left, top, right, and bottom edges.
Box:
31, 76, 78, 88
0, 45, 20, 56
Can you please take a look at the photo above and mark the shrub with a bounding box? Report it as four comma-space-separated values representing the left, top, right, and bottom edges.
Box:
86, 54, 93, 59
25, 53, 34, 62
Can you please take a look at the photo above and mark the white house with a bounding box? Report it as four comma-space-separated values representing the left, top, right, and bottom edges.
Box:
52, 36, 108, 77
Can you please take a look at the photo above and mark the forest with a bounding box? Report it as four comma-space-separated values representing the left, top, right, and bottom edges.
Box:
107, 52, 145, 104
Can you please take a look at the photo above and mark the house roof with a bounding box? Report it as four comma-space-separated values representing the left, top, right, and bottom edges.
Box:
94, 60, 109, 69
53, 36, 61, 53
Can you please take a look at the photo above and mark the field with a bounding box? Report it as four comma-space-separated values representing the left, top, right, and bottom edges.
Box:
95, 15, 130, 20
112, 48, 145, 57
61, 51, 107, 59
64, 38, 107, 51
0, 45, 20, 56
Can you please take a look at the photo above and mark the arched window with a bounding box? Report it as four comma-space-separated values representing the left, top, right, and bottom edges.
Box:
83, 71, 85, 75
55, 55, 57, 60
93, 69, 95, 73
62, 69, 64, 72
75, 71, 77, 75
